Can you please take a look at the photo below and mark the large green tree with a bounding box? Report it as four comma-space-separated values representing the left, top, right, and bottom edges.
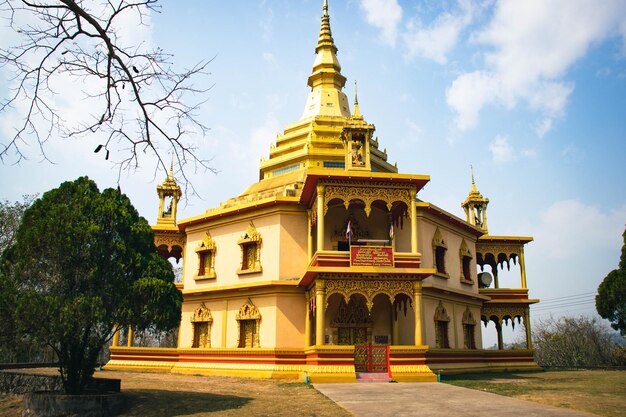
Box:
0, 177, 182, 394
596, 228, 626, 335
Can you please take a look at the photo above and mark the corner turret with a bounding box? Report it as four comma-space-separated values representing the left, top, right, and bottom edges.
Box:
156, 161, 182, 227
462, 167, 489, 233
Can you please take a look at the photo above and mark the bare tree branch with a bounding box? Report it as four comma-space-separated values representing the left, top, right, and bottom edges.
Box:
0, 0, 215, 196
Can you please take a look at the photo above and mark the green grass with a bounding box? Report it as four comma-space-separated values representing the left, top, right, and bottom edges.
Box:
443, 370, 626, 417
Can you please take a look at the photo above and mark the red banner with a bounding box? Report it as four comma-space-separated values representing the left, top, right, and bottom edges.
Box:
350, 246, 394, 267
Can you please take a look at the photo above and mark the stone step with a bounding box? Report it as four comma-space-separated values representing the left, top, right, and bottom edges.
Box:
356, 372, 391, 383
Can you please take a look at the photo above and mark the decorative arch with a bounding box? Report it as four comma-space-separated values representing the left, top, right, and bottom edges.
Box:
323, 184, 413, 217
459, 239, 473, 283
190, 303, 213, 348
324, 279, 414, 312
434, 301, 450, 349
236, 300, 261, 348
462, 307, 477, 349
432, 227, 447, 275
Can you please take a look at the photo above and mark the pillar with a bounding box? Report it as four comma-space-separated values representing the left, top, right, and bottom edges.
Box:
315, 280, 326, 346
392, 306, 400, 345
519, 248, 527, 289
316, 185, 325, 252
413, 281, 423, 346
127, 326, 134, 347
304, 292, 311, 347
410, 196, 418, 253
307, 209, 313, 261
111, 328, 120, 347
496, 322, 503, 350
524, 310, 533, 349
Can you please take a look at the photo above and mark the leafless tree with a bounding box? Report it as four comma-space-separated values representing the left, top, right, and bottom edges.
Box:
0, 0, 214, 193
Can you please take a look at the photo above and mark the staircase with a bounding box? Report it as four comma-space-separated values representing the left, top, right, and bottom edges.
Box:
356, 372, 391, 383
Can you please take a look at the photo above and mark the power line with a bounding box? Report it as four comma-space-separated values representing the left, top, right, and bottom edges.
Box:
539, 292, 595, 303
532, 299, 595, 311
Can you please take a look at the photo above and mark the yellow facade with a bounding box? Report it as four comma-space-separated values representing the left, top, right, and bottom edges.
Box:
108, 0, 540, 381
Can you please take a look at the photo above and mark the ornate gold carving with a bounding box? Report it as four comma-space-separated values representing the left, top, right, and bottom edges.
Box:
196, 232, 216, 252
481, 304, 528, 327
323, 185, 412, 217
191, 303, 213, 323
236, 300, 261, 320
434, 301, 450, 322
325, 279, 414, 311
432, 227, 447, 248
190, 303, 213, 348
236, 300, 261, 348
154, 232, 185, 251
459, 239, 471, 258
238, 223, 262, 244
462, 306, 476, 325
237, 223, 262, 274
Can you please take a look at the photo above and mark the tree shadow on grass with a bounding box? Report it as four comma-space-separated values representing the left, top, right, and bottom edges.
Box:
119, 389, 252, 417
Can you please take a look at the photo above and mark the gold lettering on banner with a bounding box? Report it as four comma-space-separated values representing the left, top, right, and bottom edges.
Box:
350, 246, 394, 267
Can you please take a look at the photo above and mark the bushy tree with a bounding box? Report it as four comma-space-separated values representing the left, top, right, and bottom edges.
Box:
533, 316, 624, 367
596, 228, 626, 335
0, 177, 182, 394
0, 195, 36, 254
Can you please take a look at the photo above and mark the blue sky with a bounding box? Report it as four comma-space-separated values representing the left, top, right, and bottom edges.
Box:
1, 0, 625, 340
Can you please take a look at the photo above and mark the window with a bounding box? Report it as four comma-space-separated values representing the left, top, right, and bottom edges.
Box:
462, 307, 477, 349
459, 239, 473, 283
236, 300, 261, 348
237, 223, 262, 275
434, 301, 450, 348
195, 232, 216, 279
432, 227, 448, 275
323, 161, 345, 169
190, 303, 213, 348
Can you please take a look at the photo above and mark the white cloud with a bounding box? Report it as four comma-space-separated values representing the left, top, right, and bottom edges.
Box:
531, 200, 626, 260
489, 135, 515, 163
359, 0, 403, 46
447, 0, 626, 135
403, 0, 480, 64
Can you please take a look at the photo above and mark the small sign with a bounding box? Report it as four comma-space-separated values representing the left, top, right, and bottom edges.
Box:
350, 246, 394, 267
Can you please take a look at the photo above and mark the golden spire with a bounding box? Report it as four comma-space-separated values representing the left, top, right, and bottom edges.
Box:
168, 156, 175, 180
301, 0, 349, 119
470, 165, 477, 193
353, 80, 362, 119
316, 0, 337, 54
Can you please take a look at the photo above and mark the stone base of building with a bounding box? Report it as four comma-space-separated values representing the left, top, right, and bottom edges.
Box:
105, 346, 540, 383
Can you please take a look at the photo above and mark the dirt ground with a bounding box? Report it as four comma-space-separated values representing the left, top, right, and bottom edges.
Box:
0, 369, 351, 417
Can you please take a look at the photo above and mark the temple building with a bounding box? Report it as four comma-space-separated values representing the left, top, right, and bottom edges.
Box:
108, 0, 540, 382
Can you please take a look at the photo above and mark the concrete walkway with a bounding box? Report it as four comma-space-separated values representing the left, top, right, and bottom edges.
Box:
313, 383, 597, 417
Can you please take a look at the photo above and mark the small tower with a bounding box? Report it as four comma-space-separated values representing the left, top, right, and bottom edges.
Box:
462, 167, 489, 233
156, 162, 182, 226
341, 81, 375, 171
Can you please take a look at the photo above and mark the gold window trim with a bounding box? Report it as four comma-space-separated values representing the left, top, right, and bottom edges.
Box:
190, 303, 213, 348
195, 231, 217, 280
237, 223, 262, 275
236, 300, 261, 348
459, 239, 473, 284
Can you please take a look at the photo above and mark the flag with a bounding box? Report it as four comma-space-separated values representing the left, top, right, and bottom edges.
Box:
345, 221, 352, 241
389, 224, 394, 240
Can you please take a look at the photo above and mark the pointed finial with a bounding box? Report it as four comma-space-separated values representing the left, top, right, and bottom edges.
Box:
470, 165, 477, 192
353, 80, 362, 118
168, 153, 175, 180
316, 0, 337, 54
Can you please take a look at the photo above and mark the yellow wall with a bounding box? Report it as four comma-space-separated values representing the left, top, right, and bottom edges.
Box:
275, 294, 306, 347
